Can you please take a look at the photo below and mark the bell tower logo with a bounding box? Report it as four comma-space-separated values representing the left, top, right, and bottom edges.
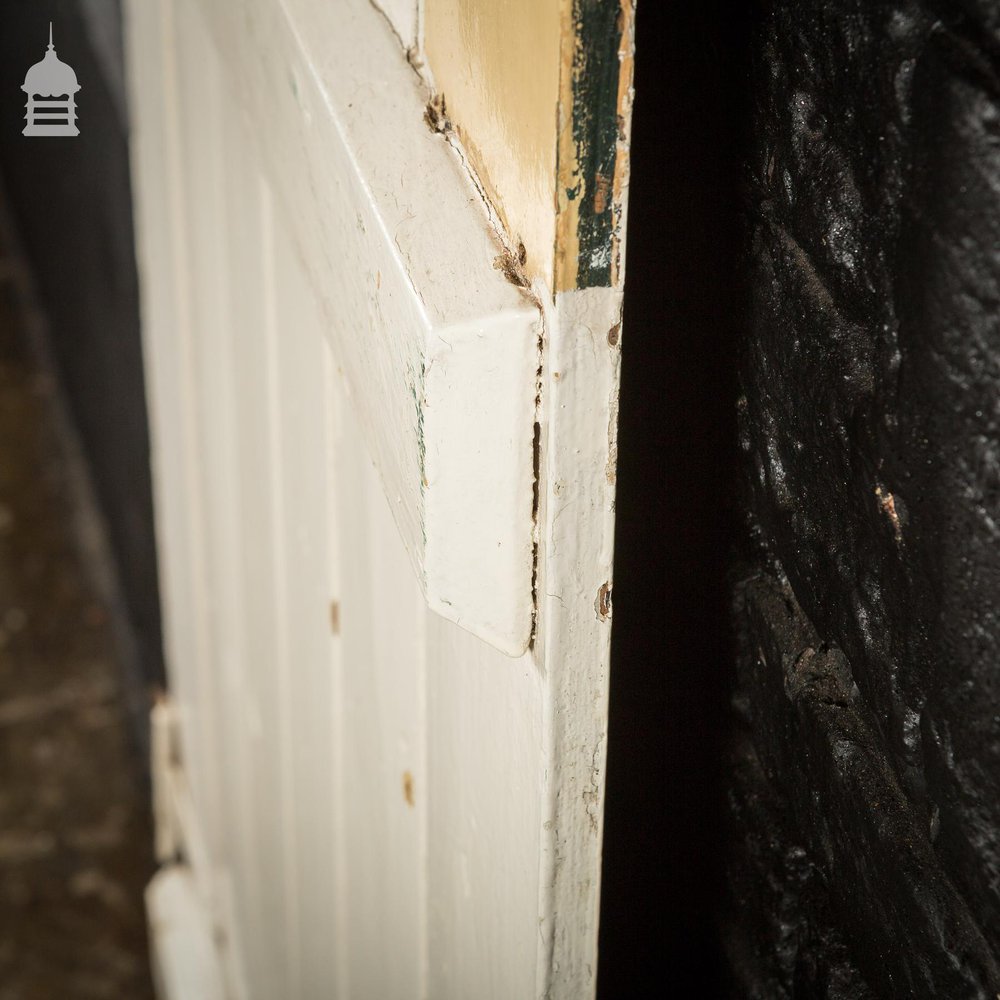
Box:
21, 23, 80, 137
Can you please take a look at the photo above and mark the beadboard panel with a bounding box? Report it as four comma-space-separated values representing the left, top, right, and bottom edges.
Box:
126, 0, 630, 996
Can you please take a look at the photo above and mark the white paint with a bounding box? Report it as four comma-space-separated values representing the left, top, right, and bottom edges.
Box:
126, 0, 629, 996
150, 699, 247, 1000
371, 0, 421, 49
194, 0, 538, 657
425, 613, 543, 999
536, 288, 622, 1000
147, 866, 228, 1000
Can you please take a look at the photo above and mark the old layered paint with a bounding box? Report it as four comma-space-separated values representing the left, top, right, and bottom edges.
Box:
422, 0, 635, 292
555, 0, 635, 290
423, 0, 562, 287
127, 0, 634, 996
536, 287, 623, 999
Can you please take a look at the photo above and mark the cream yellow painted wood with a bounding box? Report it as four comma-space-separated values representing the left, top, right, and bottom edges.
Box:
423, 0, 635, 293
423, 0, 562, 286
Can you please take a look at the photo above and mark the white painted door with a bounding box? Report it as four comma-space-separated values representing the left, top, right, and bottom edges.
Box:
126, 1, 634, 998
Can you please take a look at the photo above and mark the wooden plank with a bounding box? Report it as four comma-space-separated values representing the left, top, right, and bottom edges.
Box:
554, 0, 636, 291
172, 0, 237, 891
125, 0, 221, 903
425, 617, 542, 999
336, 397, 428, 999
212, 100, 269, 1000
419, 4, 637, 989
270, 214, 341, 999
147, 866, 228, 1000
536, 287, 623, 999
193, 0, 539, 656
323, 342, 351, 1000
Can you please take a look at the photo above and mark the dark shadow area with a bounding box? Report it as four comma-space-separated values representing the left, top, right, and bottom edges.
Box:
599, 3, 755, 996
0, 5, 157, 991
0, 0, 162, 710
0, 207, 155, 999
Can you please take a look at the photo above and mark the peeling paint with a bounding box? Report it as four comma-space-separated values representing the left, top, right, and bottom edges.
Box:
555, 0, 635, 291
595, 582, 612, 621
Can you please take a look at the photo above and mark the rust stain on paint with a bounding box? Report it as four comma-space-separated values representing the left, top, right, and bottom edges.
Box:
402, 771, 415, 807
329, 600, 341, 635
424, 92, 451, 134
593, 171, 611, 215
493, 239, 530, 288
595, 581, 612, 620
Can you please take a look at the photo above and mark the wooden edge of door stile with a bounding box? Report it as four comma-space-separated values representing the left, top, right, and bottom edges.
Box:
540, 8, 635, 995
422, 1, 637, 994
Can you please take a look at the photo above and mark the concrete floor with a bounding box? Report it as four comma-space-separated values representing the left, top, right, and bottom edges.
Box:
0, 260, 155, 996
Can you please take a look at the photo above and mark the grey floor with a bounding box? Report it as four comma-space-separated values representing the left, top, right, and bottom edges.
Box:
0, 246, 155, 998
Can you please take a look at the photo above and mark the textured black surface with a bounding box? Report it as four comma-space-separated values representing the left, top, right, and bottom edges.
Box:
723, 724, 875, 1000
739, 576, 998, 995
732, 0, 1000, 993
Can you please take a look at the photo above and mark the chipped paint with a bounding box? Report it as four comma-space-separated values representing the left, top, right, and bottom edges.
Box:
421, 1, 633, 293
555, 0, 635, 291
595, 581, 612, 620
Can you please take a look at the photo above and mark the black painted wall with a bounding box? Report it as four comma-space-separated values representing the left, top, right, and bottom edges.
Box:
604, 0, 1000, 996
728, 0, 1000, 995
0, 0, 163, 693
